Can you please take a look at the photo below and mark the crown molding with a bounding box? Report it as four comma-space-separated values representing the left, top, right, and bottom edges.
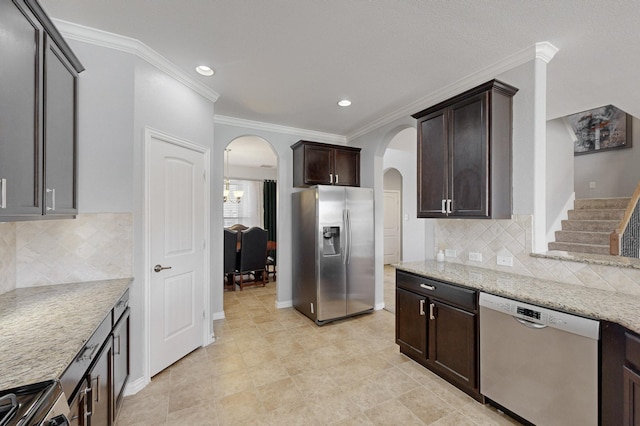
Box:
535, 41, 559, 63
214, 115, 347, 144
52, 19, 220, 103
347, 42, 560, 141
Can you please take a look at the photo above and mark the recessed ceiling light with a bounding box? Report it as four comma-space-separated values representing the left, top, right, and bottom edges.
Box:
195, 65, 215, 76
337, 99, 352, 107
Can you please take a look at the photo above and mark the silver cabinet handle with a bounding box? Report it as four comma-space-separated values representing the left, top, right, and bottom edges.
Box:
335, 174, 339, 184
420, 283, 436, 291
441, 199, 446, 214
154, 264, 172, 272
114, 334, 121, 355
329, 173, 333, 184
0, 178, 6, 209
419, 299, 425, 316
429, 303, 435, 320
447, 199, 452, 213
46, 188, 56, 211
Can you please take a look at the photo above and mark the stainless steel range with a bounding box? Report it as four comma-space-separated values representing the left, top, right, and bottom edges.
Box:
0, 380, 69, 426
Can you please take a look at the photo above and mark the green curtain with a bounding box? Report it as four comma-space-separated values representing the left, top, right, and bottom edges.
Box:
263, 179, 277, 245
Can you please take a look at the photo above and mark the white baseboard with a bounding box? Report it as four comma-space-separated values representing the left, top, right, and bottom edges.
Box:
375, 302, 386, 311
212, 310, 225, 321
276, 299, 293, 309
123, 376, 148, 396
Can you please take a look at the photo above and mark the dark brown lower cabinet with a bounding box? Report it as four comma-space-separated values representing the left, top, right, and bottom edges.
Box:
396, 288, 427, 359
88, 342, 112, 426
624, 366, 640, 426
112, 308, 130, 421
430, 300, 476, 389
395, 270, 480, 401
68, 379, 89, 426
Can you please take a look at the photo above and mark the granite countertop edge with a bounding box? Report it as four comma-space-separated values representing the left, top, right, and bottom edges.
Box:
0, 277, 132, 390
393, 260, 640, 335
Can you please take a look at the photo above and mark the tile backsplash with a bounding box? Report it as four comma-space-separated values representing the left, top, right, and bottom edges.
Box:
435, 214, 640, 296
0, 213, 132, 293
0, 223, 16, 294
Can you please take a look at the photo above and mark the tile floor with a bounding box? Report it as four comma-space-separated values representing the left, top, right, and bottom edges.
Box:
116, 274, 521, 425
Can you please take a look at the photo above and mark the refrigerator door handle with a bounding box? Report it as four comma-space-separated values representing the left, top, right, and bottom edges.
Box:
342, 209, 348, 265
346, 208, 352, 264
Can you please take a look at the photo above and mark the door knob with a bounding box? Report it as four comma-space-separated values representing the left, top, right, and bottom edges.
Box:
154, 264, 172, 273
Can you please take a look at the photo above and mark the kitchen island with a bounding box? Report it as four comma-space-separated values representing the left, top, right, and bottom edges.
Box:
0, 278, 131, 390
394, 260, 640, 333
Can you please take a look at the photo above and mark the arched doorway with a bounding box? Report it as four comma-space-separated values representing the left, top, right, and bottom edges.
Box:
222, 136, 278, 293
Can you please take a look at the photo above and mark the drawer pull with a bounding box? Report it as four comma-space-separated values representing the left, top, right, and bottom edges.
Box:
429, 303, 436, 320
419, 299, 425, 316
420, 284, 436, 291
77, 343, 100, 362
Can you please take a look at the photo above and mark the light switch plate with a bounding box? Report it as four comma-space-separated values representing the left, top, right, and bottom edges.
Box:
469, 252, 482, 262
445, 249, 456, 257
497, 255, 513, 267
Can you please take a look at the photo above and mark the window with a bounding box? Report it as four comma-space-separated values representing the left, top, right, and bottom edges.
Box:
223, 179, 263, 228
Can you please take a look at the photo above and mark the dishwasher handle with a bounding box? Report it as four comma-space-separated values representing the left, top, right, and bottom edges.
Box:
514, 316, 547, 329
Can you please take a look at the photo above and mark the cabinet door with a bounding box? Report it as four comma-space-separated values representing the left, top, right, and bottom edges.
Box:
68, 379, 89, 426
88, 342, 112, 426
0, 0, 43, 218
417, 111, 448, 217
43, 36, 78, 215
302, 144, 333, 185
449, 93, 488, 217
112, 310, 129, 421
333, 148, 360, 186
429, 300, 477, 390
624, 366, 640, 426
396, 288, 427, 360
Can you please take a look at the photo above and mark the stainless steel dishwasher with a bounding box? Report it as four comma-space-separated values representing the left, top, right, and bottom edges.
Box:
479, 292, 600, 426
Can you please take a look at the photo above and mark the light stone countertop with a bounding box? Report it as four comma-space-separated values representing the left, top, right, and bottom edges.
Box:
394, 260, 640, 335
0, 278, 132, 390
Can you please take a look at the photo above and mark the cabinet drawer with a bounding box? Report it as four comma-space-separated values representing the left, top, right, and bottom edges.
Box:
625, 331, 640, 371
60, 314, 112, 400
396, 270, 476, 312
113, 289, 129, 324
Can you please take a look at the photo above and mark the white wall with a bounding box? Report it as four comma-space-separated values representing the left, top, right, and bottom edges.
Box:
228, 164, 277, 181
67, 38, 216, 387
574, 115, 640, 198
73, 43, 135, 213
546, 118, 575, 242
383, 148, 426, 262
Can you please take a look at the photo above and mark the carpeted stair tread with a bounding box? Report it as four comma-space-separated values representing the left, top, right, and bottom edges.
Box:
574, 197, 631, 210
548, 241, 610, 255
560, 219, 619, 232
554, 230, 611, 245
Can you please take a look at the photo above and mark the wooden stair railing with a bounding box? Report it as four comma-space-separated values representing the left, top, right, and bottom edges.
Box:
610, 181, 640, 256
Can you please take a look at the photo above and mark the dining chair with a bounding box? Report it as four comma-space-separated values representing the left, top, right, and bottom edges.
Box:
236, 227, 267, 290
223, 228, 238, 291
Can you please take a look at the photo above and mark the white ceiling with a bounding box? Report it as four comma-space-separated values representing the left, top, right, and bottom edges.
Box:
42, 0, 640, 145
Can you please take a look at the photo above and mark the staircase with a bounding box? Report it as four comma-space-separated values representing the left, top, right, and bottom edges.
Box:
548, 198, 630, 255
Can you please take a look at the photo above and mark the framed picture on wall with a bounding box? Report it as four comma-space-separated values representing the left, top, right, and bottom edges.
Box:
566, 104, 632, 155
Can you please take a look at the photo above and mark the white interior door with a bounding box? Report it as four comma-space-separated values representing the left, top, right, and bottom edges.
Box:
383, 190, 401, 264
148, 134, 206, 377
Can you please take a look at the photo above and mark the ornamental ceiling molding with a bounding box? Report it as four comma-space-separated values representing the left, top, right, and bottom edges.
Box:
52, 19, 220, 103
347, 42, 560, 142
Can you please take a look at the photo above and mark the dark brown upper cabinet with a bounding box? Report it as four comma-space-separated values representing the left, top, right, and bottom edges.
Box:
0, 0, 83, 221
412, 80, 518, 219
291, 140, 360, 188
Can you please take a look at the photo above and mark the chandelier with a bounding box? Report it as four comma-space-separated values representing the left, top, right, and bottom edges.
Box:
223, 148, 243, 203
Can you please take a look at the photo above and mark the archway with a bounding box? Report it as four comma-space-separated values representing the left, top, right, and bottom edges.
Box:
221, 135, 278, 294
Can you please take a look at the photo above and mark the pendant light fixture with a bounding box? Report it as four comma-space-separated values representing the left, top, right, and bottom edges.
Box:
223, 149, 243, 203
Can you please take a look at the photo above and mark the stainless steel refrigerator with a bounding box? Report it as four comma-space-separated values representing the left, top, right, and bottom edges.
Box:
292, 185, 375, 324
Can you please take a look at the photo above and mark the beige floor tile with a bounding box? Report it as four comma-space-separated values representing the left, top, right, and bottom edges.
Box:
397, 388, 453, 424
364, 398, 425, 425
118, 282, 524, 426
255, 377, 303, 412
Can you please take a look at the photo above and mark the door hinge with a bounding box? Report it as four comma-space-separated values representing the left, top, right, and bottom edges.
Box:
203, 240, 206, 250
203, 310, 205, 319
203, 170, 206, 181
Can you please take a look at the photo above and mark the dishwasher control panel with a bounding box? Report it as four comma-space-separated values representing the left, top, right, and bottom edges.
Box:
479, 292, 599, 339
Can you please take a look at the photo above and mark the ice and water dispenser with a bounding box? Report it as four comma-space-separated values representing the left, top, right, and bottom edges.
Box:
322, 226, 341, 255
